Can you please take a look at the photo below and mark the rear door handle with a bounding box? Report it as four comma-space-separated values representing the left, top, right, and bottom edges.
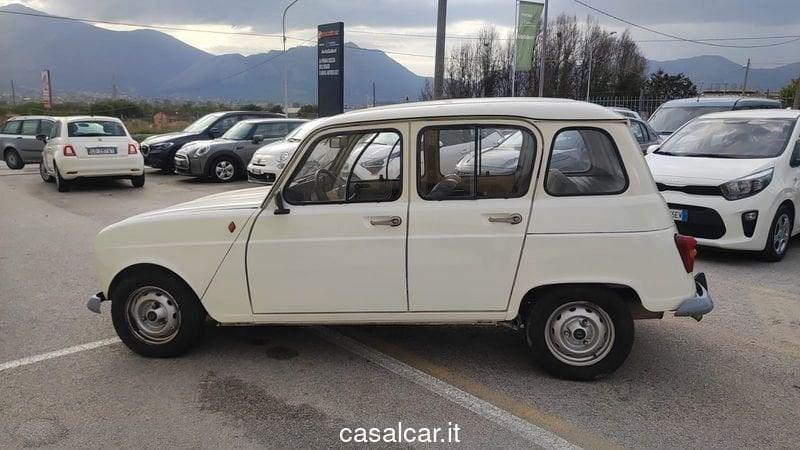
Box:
488, 213, 523, 225
369, 216, 402, 227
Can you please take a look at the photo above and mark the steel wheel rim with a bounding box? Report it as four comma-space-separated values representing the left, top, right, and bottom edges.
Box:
215, 160, 235, 180
774, 213, 791, 255
125, 286, 181, 344
544, 301, 615, 366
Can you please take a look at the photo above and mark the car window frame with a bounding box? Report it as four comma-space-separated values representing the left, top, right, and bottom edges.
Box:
49, 120, 62, 139
543, 126, 630, 198
283, 127, 404, 206
416, 123, 538, 201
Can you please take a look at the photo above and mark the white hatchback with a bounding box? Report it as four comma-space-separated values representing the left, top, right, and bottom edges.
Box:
39, 116, 144, 192
247, 120, 318, 184
89, 98, 712, 380
647, 110, 800, 261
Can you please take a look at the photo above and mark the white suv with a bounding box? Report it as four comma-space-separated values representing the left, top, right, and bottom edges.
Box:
89, 98, 712, 380
39, 116, 144, 192
647, 110, 800, 261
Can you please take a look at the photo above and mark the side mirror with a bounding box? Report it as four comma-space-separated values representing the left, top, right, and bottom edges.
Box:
252, 134, 264, 144
647, 144, 660, 155
208, 127, 221, 138
273, 189, 290, 215
790, 141, 800, 168
36, 134, 48, 143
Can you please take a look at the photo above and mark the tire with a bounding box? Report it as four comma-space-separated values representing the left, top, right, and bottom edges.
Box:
4, 148, 24, 169
209, 156, 238, 182
111, 270, 206, 357
525, 287, 634, 381
54, 163, 70, 192
760, 205, 793, 262
131, 173, 145, 188
39, 162, 54, 182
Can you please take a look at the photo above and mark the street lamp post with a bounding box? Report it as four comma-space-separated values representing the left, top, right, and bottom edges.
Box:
283, 0, 300, 116
586, 31, 615, 102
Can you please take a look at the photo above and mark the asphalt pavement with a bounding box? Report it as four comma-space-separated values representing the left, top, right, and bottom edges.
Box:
0, 162, 798, 448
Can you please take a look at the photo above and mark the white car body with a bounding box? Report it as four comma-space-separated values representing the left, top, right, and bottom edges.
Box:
647, 109, 800, 254
40, 116, 143, 187
247, 120, 318, 184
91, 98, 712, 379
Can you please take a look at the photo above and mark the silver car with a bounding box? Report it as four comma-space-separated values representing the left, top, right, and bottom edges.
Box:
0, 116, 55, 169
174, 118, 306, 182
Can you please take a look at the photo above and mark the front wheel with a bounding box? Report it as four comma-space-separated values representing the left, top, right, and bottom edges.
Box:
210, 157, 238, 182
4, 149, 24, 169
761, 206, 793, 261
111, 271, 206, 357
525, 287, 634, 381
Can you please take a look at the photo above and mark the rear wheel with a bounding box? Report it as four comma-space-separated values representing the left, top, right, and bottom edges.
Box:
111, 270, 206, 357
40, 162, 54, 182
210, 157, 238, 182
131, 173, 145, 188
761, 206, 793, 261
54, 163, 70, 192
4, 149, 23, 169
525, 287, 634, 381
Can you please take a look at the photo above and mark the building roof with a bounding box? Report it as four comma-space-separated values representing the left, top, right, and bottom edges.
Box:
316, 98, 622, 128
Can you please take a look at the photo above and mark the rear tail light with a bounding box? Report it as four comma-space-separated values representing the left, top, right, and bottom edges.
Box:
128, 143, 138, 155
63, 145, 76, 157
675, 234, 697, 273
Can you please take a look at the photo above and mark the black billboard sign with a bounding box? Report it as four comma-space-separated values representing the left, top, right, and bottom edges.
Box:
318, 22, 344, 117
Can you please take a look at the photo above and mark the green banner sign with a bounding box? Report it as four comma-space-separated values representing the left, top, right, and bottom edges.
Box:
514, 1, 544, 72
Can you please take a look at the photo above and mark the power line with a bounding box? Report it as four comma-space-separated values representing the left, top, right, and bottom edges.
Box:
638, 34, 800, 43
572, 0, 800, 49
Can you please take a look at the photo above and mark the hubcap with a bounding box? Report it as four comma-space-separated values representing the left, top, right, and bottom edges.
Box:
544, 301, 615, 366
774, 213, 791, 255
215, 160, 235, 181
125, 286, 181, 344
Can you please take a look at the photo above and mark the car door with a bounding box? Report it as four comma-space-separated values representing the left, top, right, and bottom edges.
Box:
42, 120, 62, 174
407, 120, 540, 311
247, 123, 409, 314
243, 122, 289, 163
16, 120, 45, 162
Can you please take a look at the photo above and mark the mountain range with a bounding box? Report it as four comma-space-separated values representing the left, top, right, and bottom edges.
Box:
1, 3, 797, 104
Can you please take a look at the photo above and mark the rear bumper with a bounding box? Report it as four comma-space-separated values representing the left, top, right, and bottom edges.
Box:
58, 156, 144, 180
673, 273, 714, 321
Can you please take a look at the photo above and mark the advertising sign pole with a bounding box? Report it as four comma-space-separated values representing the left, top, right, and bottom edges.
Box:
317, 22, 344, 117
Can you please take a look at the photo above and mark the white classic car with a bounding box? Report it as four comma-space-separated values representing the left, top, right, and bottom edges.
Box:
89, 98, 713, 380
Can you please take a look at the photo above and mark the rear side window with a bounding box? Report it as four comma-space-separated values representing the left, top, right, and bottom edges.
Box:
20, 120, 39, 136
545, 128, 628, 196
2, 120, 21, 134
68, 120, 127, 137
417, 125, 536, 200
49, 121, 62, 139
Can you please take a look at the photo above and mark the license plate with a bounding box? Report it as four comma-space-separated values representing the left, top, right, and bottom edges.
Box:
250, 167, 262, 175
670, 208, 689, 222
87, 147, 117, 155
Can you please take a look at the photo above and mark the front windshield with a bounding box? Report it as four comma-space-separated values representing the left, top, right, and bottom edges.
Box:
183, 113, 223, 133
656, 118, 796, 159
285, 121, 315, 141
649, 106, 730, 134
222, 121, 253, 140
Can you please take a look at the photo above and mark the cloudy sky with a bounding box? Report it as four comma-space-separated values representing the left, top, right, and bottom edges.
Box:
2, 0, 799, 75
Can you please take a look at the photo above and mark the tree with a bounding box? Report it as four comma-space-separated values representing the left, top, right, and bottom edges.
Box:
644, 69, 698, 98
269, 104, 284, 114
779, 77, 798, 104
297, 104, 318, 118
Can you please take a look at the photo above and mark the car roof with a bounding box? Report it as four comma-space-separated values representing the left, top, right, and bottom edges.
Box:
692, 109, 800, 120
59, 116, 124, 122
659, 96, 781, 107
7, 115, 56, 121
239, 118, 308, 125
218, 111, 285, 116
314, 98, 622, 129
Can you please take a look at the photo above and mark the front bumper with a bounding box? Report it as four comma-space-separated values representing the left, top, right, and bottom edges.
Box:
142, 146, 174, 169
673, 273, 714, 321
174, 154, 205, 176
247, 163, 279, 184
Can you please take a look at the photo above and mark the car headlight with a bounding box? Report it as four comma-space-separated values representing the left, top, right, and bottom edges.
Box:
278, 151, 291, 162
151, 142, 174, 150
719, 168, 773, 201
195, 145, 211, 157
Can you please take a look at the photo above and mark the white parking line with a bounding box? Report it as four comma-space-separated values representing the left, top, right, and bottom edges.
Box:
0, 338, 120, 373
310, 326, 580, 450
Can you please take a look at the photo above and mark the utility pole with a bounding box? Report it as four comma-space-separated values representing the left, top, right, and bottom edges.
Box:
793, 77, 800, 109
112, 73, 118, 100
283, 0, 300, 115
741, 58, 751, 95
433, 0, 447, 100
537, 0, 548, 97
10, 80, 16, 106
372, 82, 376, 107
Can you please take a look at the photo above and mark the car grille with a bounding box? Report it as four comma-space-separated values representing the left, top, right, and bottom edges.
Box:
657, 183, 722, 196
249, 172, 276, 183
668, 203, 726, 239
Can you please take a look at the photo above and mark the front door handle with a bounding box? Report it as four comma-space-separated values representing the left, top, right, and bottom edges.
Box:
369, 216, 402, 227
488, 213, 523, 225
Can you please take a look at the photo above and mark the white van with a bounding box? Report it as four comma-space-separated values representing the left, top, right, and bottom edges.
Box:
88, 99, 712, 380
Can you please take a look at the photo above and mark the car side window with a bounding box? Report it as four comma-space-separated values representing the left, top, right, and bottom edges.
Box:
215, 116, 239, 134
49, 121, 61, 139
39, 120, 54, 137
417, 125, 536, 200
545, 128, 628, 196
283, 130, 402, 205
1, 120, 20, 134
254, 122, 289, 139
628, 121, 645, 144
20, 120, 39, 136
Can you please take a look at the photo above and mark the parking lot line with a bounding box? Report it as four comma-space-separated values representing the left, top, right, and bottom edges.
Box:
0, 338, 120, 373
311, 326, 581, 450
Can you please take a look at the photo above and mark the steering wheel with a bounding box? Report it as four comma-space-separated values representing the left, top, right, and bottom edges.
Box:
314, 169, 336, 200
